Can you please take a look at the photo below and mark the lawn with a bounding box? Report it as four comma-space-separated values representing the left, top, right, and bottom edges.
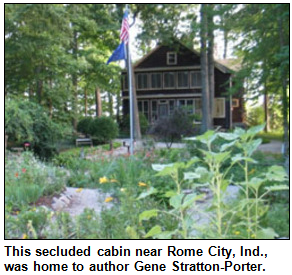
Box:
5, 126, 289, 239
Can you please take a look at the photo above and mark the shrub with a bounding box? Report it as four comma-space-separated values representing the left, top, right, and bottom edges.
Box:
148, 109, 194, 148
120, 113, 149, 136
89, 116, 118, 144
77, 117, 93, 136
5, 98, 71, 159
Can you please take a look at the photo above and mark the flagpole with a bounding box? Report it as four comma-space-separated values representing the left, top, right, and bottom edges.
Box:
125, 5, 134, 155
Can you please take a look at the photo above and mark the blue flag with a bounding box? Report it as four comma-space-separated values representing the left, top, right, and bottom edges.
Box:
107, 42, 126, 65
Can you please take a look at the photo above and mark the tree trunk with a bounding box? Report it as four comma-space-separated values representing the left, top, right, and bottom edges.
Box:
207, 4, 215, 129
72, 30, 79, 131
278, 10, 289, 174
95, 87, 102, 117
108, 91, 113, 117
200, 4, 211, 133
264, 87, 270, 132
84, 88, 88, 116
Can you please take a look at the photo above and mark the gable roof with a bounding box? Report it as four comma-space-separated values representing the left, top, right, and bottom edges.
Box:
133, 42, 238, 74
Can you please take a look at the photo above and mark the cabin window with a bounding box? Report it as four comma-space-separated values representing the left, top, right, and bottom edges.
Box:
164, 72, 175, 88
167, 52, 177, 65
177, 71, 189, 88
137, 73, 148, 90
190, 71, 202, 87
138, 100, 149, 120
213, 98, 226, 118
123, 74, 128, 90
151, 73, 162, 89
232, 98, 239, 108
178, 99, 194, 114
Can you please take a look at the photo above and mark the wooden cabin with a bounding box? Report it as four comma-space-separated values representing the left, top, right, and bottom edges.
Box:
121, 42, 244, 129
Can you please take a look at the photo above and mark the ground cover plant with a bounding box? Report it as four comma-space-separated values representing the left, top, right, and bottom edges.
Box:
5, 125, 289, 239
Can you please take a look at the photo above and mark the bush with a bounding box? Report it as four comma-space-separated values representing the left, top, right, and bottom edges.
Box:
120, 113, 149, 136
148, 109, 194, 148
89, 116, 118, 144
77, 117, 93, 136
5, 98, 71, 159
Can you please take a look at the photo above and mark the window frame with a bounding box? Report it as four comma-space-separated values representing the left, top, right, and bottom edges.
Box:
150, 72, 163, 90
136, 73, 149, 90
213, 98, 226, 118
163, 72, 176, 89
167, 52, 177, 65
190, 71, 202, 88
177, 71, 190, 89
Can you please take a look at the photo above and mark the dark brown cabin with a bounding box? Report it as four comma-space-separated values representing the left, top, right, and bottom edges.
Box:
121, 42, 244, 129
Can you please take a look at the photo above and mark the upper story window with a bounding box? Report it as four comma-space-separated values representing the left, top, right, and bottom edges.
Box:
167, 52, 177, 65
137, 73, 148, 90
151, 73, 162, 89
190, 71, 202, 88
177, 71, 189, 88
164, 72, 175, 88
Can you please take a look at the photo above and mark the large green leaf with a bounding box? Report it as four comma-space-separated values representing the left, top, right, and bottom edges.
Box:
169, 194, 184, 209
265, 166, 288, 182
218, 132, 239, 141
256, 227, 278, 239
182, 193, 201, 209
137, 187, 157, 200
144, 225, 162, 238
265, 185, 289, 192
139, 209, 159, 222
247, 124, 266, 136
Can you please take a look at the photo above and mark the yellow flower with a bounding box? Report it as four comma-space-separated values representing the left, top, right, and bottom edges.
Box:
110, 179, 118, 183
99, 177, 108, 184
87, 215, 92, 220
248, 169, 256, 175
21, 234, 28, 239
234, 231, 241, 235
251, 234, 256, 238
76, 188, 83, 193
104, 197, 113, 203
138, 182, 147, 187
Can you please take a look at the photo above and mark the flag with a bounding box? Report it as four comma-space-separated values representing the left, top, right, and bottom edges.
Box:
107, 10, 129, 64
107, 41, 125, 65
120, 10, 129, 44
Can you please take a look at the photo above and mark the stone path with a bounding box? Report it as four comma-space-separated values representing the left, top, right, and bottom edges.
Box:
51, 187, 113, 217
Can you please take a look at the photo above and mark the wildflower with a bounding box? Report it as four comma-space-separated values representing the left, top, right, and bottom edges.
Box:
24, 142, 30, 147
15, 172, 19, 178
104, 197, 113, 203
76, 188, 83, 193
138, 182, 147, 187
145, 152, 151, 158
21, 234, 28, 239
234, 231, 241, 235
87, 215, 92, 220
99, 177, 108, 184
251, 234, 256, 238
22, 168, 27, 173
248, 169, 256, 175
120, 188, 126, 192
110, 179, 118, 183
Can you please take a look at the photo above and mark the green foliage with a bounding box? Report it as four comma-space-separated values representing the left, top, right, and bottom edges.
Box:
120, 113, 149, 136
5, 152, 66, 210
5, 98, 71, 159
246, 106, 265, 127
89, 116, 118, 144
77, 117, 93, 136
141, 125, 288, 239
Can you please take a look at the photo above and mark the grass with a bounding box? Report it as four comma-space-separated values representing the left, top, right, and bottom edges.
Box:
256, 131, 284, 142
